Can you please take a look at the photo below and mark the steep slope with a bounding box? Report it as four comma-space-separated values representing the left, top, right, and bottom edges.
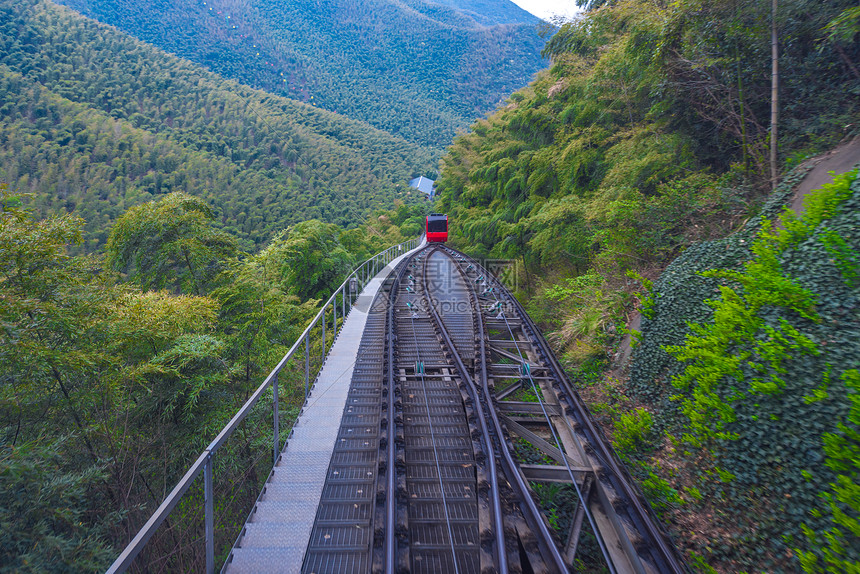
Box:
435, 0, 860, 571
0, 0, 434, 250
53, 0, 547, 148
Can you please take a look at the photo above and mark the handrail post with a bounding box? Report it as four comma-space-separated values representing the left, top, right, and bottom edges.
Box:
273, 373, 279, 467
342, 285, 346, 320
333, 299, 337, 338
204, 453, 214, 574
304, 334, 310, 398
321, 305, 326, 362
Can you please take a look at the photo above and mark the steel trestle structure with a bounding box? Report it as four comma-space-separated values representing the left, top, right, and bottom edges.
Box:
106, 240, 686, 574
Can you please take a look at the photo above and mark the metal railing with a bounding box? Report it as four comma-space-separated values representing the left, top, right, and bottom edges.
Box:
106, 235, 422, 574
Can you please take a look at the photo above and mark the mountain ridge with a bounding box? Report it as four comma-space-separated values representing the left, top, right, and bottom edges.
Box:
0, 0, 433, 249
53, 0, 548, 148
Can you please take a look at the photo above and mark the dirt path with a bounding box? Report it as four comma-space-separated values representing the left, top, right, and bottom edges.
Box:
789, 135, 860, 215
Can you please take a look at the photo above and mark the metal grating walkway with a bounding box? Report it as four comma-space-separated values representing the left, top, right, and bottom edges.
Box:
223, 244, 422, 574
300, 273, 391, 574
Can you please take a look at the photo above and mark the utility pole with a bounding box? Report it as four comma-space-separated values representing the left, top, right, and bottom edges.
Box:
770, 0, 779, 189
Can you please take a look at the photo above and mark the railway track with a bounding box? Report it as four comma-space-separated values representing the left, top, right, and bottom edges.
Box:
301, 245, 686, 574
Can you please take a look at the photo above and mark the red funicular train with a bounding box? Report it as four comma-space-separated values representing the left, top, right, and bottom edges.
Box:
425, 213, 448, 243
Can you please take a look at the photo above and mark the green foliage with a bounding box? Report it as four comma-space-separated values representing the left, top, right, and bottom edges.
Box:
2, 186, 377, 568
821, 6, 860, 45
212, 257, 315, 391
630, 168, 860, 569
542, 0, 860, 178
626, 269, 655, 319
106, 192, 237, 294
613, 407, 655, 456
0, 439, 116, 573
664, 170, 857, 444
132, 334, 227, 423
526, 270, 619, 365
688, 552, 719, 574
438, 0, 812, 274
544, 271, 602, 302
641, 471, 682, 513
436, 1, 857, 571
797, 369, 860, 572
664, 250, 819, 442
1, 175, 420, 569
257, 219, 354, 301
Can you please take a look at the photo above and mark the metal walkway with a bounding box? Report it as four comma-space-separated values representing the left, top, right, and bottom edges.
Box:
223, 245, 421, 574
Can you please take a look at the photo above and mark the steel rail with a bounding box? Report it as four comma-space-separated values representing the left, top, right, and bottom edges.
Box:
504, 279, 684, 573
409, 250, 462, 574
107, 236, 420, 574
423, 246, 562, 573
448, 246, 687, 574
433, 248, 569, 573
447, 249, 618, 572
417, 247, 507, 572
384, 250, 413, 574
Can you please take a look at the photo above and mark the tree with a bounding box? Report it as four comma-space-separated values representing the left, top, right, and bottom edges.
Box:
770, 0, 779, 189
213, 257, 316, 391
259, 219, 354, 301
0, 184, 97, 450
105, 192, 236, 295
0, 184, 121, 570
821, 6, 860, 80
0, 439, 116, 573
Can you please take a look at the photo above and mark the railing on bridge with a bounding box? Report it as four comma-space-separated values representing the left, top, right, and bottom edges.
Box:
106, 236, 421, 574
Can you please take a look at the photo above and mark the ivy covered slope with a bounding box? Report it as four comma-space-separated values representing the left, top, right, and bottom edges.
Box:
0, 0, 433, 252
54, 0, 546, 149
631, 168, 860, 573
434, 0, 859, 571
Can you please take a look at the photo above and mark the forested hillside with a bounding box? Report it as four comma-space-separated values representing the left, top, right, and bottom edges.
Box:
53, 0, 547, 148
0, 181, 428, 570
436, 0, 860, 571
421, 0, 539, 26
0, 0, 434, 251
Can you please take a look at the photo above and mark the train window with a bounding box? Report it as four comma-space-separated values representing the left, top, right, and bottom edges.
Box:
427, 217, 447, 233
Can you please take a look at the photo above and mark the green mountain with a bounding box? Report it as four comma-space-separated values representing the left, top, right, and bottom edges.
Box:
420, 0, 541, 25
53, 0, 548, 148
0, 0, 435, 251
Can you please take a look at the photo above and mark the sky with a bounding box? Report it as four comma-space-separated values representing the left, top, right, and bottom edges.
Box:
509, 0, 582, 21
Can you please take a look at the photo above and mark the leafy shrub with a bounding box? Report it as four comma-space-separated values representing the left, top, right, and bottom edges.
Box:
641, 471, 682, 513
797, 369, 860, 572
613, 407, 655, 456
